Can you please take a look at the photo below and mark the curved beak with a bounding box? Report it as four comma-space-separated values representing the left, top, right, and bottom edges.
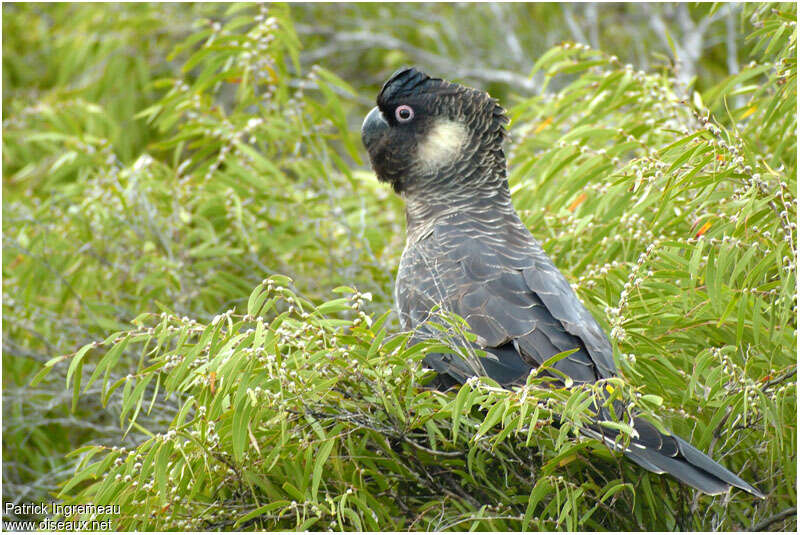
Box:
361, 106, 388, 151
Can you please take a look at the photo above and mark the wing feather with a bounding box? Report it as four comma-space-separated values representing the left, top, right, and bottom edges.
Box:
522, 253, 616, 378
398, 215, 615, 386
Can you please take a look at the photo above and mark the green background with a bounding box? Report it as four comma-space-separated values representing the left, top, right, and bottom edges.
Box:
2, 2, 796, 531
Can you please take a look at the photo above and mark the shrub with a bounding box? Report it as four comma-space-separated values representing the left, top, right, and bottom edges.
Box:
4, 2, 796, 531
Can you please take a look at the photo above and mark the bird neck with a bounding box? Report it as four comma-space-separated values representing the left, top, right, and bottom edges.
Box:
403, 175, 515, 244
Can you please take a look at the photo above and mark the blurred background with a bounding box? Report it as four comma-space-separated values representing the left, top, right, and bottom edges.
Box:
2, 2, 795, 530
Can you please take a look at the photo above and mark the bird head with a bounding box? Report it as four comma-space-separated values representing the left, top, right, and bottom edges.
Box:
361, 68, 509, 197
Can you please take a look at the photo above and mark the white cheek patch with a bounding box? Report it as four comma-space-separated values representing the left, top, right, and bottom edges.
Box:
417, 120, 468, 171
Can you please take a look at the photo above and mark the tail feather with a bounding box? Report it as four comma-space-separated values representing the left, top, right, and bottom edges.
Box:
423, 358, 765, 498
623, 445, 736, 495
671, 435, 765, 498
589, 411, 765, 498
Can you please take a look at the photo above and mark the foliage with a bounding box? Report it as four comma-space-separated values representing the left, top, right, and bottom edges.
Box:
41, 279, 649, 530
291, 3, 755, 102
3, 2, 401, 514
3, 1, 797, 531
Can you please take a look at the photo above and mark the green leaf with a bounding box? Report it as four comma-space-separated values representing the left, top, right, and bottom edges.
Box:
66, 343, 94, 389
155, 442, 170, 504
315, 297, 351, 316
475, 399, 506, 438
85, 336, 129, 391
524, 479, 551, 530
451, 382, 472, 444
30, 355, 68, 387
71, 360, 83, 413
311, 436, 335, 501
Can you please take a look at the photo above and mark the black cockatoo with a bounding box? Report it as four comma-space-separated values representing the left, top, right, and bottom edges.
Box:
360, 67, 764, 498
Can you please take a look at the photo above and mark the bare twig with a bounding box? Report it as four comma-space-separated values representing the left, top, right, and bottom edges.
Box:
585, 3, 600, 49
297, 28, 539, 94
403, 436, 463, 458
561, 4, 589, 46
751, 506, 797, 531
725, 3, 739, 76
761, 367, 797, 391
489, 3, 524, 63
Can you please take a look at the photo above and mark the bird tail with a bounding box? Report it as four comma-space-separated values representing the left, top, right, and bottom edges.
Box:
585, 407, 765, 498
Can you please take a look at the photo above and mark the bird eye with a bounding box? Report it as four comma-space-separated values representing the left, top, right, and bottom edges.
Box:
395, 105, 414, 123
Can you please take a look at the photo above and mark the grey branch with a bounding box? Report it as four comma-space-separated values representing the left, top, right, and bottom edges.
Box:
298, 28, 539, 94
751, 507, 797, 531
489, 3, 525, 63
561, 4, 589, 46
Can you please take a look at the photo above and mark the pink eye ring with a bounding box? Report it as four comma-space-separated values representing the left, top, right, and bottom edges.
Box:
395, 105, 414, 123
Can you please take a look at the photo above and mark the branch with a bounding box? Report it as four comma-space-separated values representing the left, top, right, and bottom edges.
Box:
585, 3, 600, 49
751, 507, 797, 531
561, 4, 589, 45
725, 3, 739, 76
761, 367, 797, 391
297, 28, 539, 94
489, 3, 524, 63
403, 436, 463, 458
